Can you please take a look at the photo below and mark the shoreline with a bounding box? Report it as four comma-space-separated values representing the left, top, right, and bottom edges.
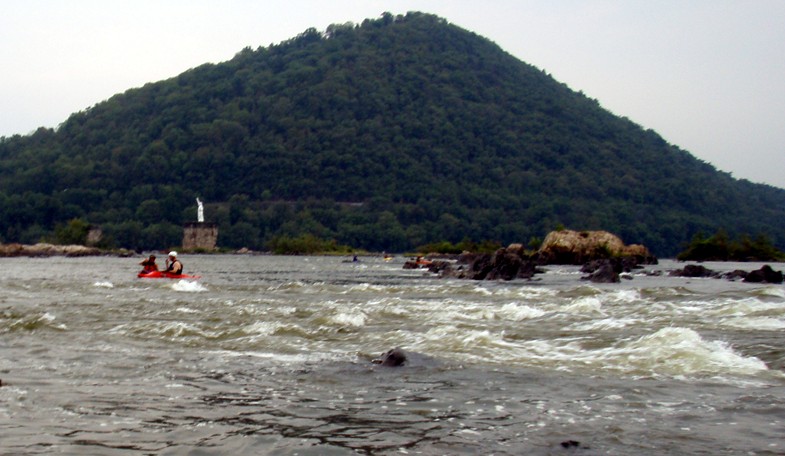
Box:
0, 242, 115, 257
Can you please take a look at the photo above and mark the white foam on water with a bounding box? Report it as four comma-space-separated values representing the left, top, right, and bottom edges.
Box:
710, 298, 761, 316
719, 316, 785, 330
606, 289, 641, 303
38, 312, 67, 330
515, 286, 559, 299
422, 325, 514, 352
714, 297, 785, 316
547, 266, 583, 276
242, 320, 282, 337
156, 321, 215, 339
93, 281, 114, 288
329, 309, 368, 327
449, 325, 773, 380
171, 280, 207, 292
495, 303, 546, 321
569, 316, 638, 331
220, 349, 352, 366
616, 327, 769, 376
756, 286, 785, 298
274, 305, 298, 316
345, 283, 388, 293
563, 296, 604, 314
176, 307, 199, 314
471, 286, 494, 296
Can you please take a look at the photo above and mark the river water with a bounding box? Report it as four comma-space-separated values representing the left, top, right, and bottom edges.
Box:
1, 255, 783, 455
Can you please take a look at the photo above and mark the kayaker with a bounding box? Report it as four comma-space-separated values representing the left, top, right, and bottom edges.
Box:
165, 251, 183, 275
139, 255, 158, 273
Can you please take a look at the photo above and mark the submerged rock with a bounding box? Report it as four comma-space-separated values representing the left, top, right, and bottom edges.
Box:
372, 348, 408, 367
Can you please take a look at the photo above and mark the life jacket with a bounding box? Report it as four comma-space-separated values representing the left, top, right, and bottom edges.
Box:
168, 260, 183, 274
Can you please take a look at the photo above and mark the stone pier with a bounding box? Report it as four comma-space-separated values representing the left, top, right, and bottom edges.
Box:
182, 222, 218, 251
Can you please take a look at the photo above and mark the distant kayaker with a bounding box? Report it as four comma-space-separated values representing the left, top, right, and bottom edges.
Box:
139, 255, 158, 273
165, 251, 183, 275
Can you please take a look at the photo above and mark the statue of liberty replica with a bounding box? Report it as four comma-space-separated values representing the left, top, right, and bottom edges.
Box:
182, 197, 217, 251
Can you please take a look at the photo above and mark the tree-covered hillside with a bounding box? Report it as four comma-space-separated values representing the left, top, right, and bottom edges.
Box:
1, 12, 784, 256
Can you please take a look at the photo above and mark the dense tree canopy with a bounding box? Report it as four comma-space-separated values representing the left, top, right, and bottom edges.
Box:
1, 12, 784, 256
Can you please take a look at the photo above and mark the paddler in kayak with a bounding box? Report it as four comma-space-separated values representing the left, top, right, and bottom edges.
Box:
139, 254, 158, 273
165, 251, 184, 275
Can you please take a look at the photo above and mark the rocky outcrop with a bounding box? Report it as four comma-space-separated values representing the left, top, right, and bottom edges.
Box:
669, 264, 718, 278
743, 265, 783, 284
538, 230, 657, 265
581, 260, 620, 283
0, 243, 102, 257
669, 264, 784, 284
434, 247, 544, 281
579, 258, 628, 283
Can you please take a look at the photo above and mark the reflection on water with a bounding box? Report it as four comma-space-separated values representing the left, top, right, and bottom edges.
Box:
1, 256, 784, 454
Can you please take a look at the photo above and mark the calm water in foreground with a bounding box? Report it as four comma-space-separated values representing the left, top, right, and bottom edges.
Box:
1, 255, 784, 455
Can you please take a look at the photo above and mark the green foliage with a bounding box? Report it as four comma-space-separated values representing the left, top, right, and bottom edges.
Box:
1, 12, 785, 256
528, 236, 543, 250
677, 230, 785, 262
267, 234, 353, 255
52, 218, 90, 245
416, 238, 502, 254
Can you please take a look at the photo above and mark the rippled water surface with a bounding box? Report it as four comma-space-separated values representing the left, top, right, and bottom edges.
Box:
1, 255, 784, 455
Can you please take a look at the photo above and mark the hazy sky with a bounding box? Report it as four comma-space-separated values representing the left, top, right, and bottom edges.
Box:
3, 1, 784, 188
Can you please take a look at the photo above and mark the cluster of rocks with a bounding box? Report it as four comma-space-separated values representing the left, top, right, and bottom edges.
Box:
579, 257, 643, 283
414, 230, 657, 283
0, 242, 102, 257
424, 248, 545, 280
408, 226, 784, 285
669, 264, 783, 284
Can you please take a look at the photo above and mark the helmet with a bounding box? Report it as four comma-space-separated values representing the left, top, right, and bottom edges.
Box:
168, 251, 177, 257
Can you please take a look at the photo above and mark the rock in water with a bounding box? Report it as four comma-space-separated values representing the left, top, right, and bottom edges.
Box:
372, 348, 407, 367
538, 230, 656, 265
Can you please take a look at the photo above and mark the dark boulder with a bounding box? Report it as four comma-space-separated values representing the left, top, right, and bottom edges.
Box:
669, 264, 717, 278
743, 265, 783, 283
722, 269, 748, 281
402, 260, 419, 269
581, 257, 642, 275
581, 259, 620, 283
372, 348, 408, 367
458, 248, 543, 281
426, 260, 455, 275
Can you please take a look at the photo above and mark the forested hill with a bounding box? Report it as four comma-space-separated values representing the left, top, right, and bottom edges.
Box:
1, 12, 784, 256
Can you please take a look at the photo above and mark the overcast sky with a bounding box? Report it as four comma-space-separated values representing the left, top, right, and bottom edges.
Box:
2, 1, 784, 188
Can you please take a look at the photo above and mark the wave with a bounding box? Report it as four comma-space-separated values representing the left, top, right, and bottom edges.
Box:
719, 316, 785, 330
411, 325, 772, 380
1, 311, 67, 333
607, 327, 769, 376
328, 309, 368, 327
171, 280, 207, 292
562, 296, 604, 314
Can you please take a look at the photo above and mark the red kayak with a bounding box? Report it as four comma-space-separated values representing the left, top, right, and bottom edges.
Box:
137, 271, 201, 279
